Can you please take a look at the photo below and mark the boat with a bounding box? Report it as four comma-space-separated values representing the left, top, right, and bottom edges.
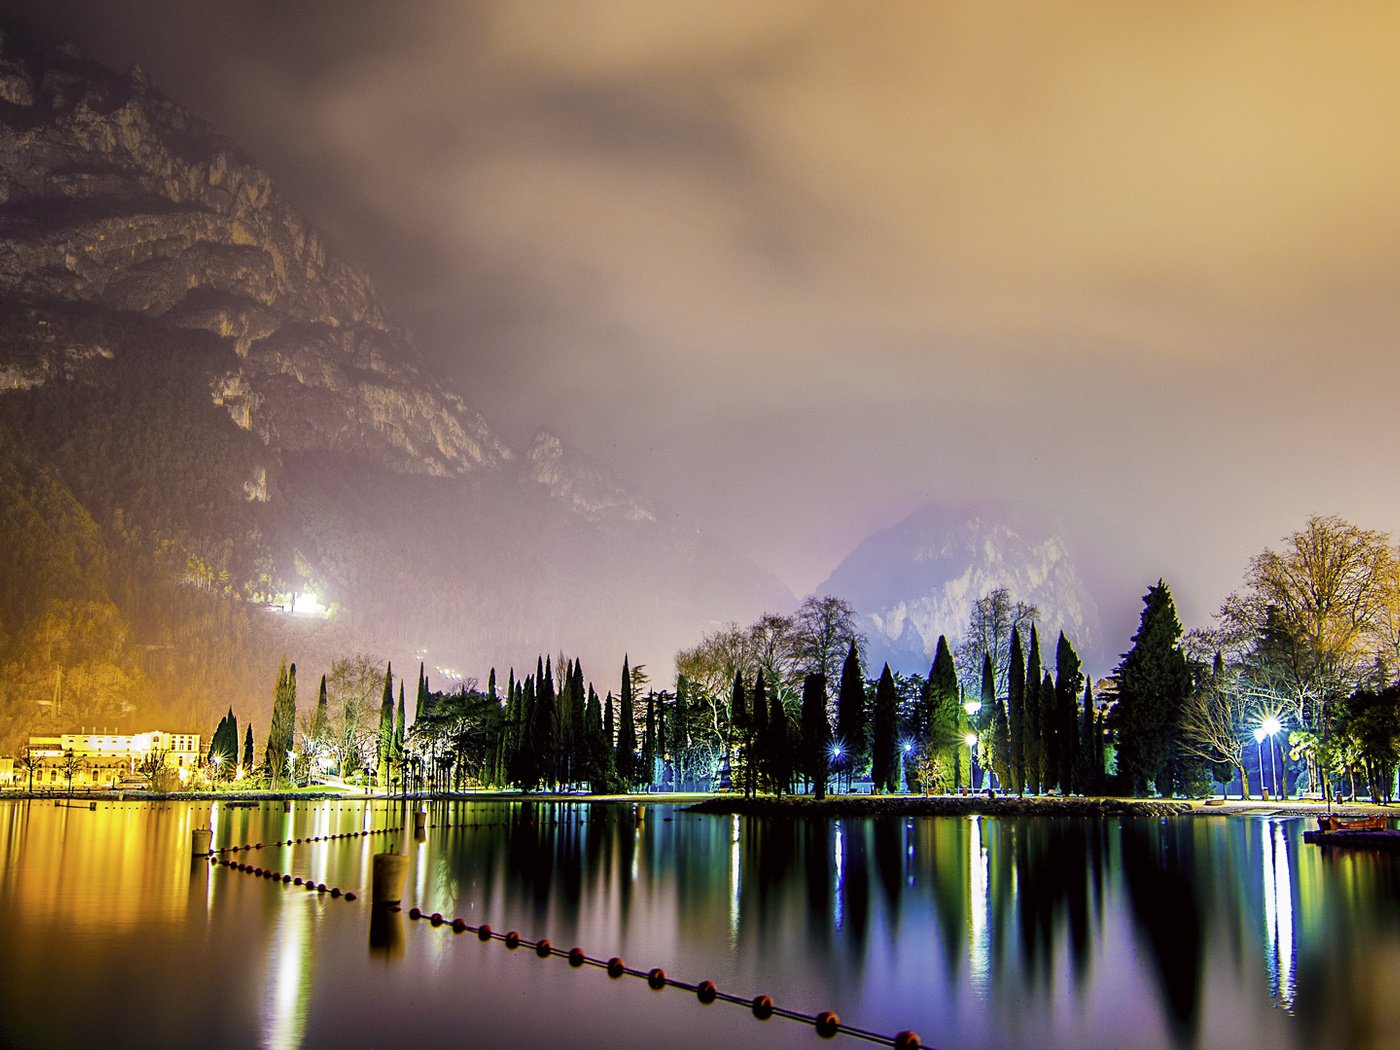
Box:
1316, 814, 1387, 832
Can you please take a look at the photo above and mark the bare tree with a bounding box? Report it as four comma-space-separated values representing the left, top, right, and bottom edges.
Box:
137, 747, 172, 792
791, 595, 864, 682
61, 749, 84, 796
326, 653, 385, 778
1178, 637, 1264, 798
954, 588, 1038, 697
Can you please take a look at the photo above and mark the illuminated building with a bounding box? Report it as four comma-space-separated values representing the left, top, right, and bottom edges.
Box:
24, 730, 202, 789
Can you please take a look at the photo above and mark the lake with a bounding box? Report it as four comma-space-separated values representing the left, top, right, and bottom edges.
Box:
0, 798, 1396, 1049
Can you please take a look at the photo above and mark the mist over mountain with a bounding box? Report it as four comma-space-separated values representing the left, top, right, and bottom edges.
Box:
0, 28, 787, 744
818, 501, 1104, 678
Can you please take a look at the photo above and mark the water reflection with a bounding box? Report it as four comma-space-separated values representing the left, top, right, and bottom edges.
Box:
1, 801, 1398, 1050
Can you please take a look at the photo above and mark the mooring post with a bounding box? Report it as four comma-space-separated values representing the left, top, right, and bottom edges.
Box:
191, 826, 213, 857
372, 852, 409, 905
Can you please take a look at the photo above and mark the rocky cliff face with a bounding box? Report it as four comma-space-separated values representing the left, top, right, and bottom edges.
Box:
0, 29, 788, 727
0, 29, 509, 476
818, 502, 1103, 675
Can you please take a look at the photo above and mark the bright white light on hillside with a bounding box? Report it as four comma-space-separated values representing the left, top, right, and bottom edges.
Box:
291, 591, 326, 617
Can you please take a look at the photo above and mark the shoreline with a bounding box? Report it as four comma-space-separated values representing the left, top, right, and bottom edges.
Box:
2, 788, 1392, 821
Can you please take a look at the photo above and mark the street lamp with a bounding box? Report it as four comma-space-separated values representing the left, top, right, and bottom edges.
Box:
901, 740, 914, 793
1253, 727, 1266, 798
1260, 716, 1282, 798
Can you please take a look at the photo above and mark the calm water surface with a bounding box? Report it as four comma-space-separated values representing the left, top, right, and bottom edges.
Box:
0, 799, 1397, 1049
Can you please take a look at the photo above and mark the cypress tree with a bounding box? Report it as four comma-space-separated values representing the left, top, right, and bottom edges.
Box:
617, 658, 636, 786
871, 664, 899, 793
673, 678, 691, 789
1054, 632, 1084, 792
243, 725, 254, 772
312, 675, 329, 748
1024, 625, 1044, 794
395, 682, 406, 789
926, 636, 962, 792
750, 670, 769, 795
991, 696, 1011, 793
533, 658, 558, 789
642, 689, 656, 784
1079, 681, 1098, 793
730, 670, 749, 796
604, 691, 615, 747
377, 662, 394, 788
266, 660, 297, 784
1006, 628, 1026, 795
835, 640, 865, 790
800, 672, 831, 799
767, 682, 791, 795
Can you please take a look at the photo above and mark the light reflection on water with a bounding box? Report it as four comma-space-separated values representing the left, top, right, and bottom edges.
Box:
0, 799, 1397, 1050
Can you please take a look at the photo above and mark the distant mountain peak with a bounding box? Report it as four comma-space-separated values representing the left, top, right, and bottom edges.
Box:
819, 500, 1102, 674
526, 428, 658, 528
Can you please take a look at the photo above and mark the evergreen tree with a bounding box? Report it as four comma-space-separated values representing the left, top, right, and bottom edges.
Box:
243, 725, 254, 772
617, 657, 636, 786
1040, 671, 1056, 791
395, 682, 406, 751
488, 668, 498, 706
1054, 632, 1084, 792
312, 674, 329, 748
1079, 681, 1100, 793
925, 636, 963, 791
750, 670, 769, 795
1006, 627, 1026, 794
377, 662, 394, 788
800, 672, 831, 799
767, 680, 792, 795
673, 679, 691, 788
730, 670, 750, 797
835, 640, 866, 789
1024, 625, 1043, 794
532, 657, 558, 789
416, 663, 430, 721
870, 664, 900, 793
266, 660, 297, 784
1110, 580, 1192, 796
642, 689, 656, 784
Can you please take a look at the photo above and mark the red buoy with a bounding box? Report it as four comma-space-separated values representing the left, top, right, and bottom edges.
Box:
607, 957, 625, 978
430, 912, 443, 926
452, 919, 467, 933
568, 947, 586, 968
409, 907, 422, 919
751, 994, 774, 1020
504, 931, 521, 949
477, 924, 492, 941
894, 1032, 921, 1050
696, 981, 717, 1004
815, 1011, 840, 1038
535, 938, 552, 958
647, 968, 667, 990
345, 892, 357, 902
330, 887, 342, 898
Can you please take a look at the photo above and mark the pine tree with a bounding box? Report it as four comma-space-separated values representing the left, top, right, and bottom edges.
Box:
532, 657, 558, 789
835, 640, 865, 790
871, 664, 899, 793
1006, 627, 1026, 794
1110, 580, 1192, 796
800, 672, 831, 799
377, 662, 394, 789
1024, 625, 1044, 793
1054, 632, 1084, 792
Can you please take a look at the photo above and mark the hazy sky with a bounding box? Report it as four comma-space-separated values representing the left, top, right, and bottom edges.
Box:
13, 1, 1400, 651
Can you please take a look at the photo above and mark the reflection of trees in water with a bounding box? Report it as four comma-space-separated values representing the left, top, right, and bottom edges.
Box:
1120, 818, 1205, 1047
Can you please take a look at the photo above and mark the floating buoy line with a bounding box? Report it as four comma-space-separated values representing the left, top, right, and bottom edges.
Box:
204, 811, 924, 1049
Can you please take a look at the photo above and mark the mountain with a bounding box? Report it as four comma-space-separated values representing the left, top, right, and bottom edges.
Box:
0, 28, 787, 745
817, 501, 1103, 677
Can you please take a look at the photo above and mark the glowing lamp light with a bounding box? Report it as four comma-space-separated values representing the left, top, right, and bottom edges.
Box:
964, 733, 978, 747
829, 744, 844, 760
1253, 727, 1267, 743
964, 701, 982, 716
1261, 716, 1282, 737
901, 741, 913, 754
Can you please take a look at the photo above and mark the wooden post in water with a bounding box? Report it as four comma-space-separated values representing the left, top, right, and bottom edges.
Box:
372, 853, 409, 905
191, 827, 212, 857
